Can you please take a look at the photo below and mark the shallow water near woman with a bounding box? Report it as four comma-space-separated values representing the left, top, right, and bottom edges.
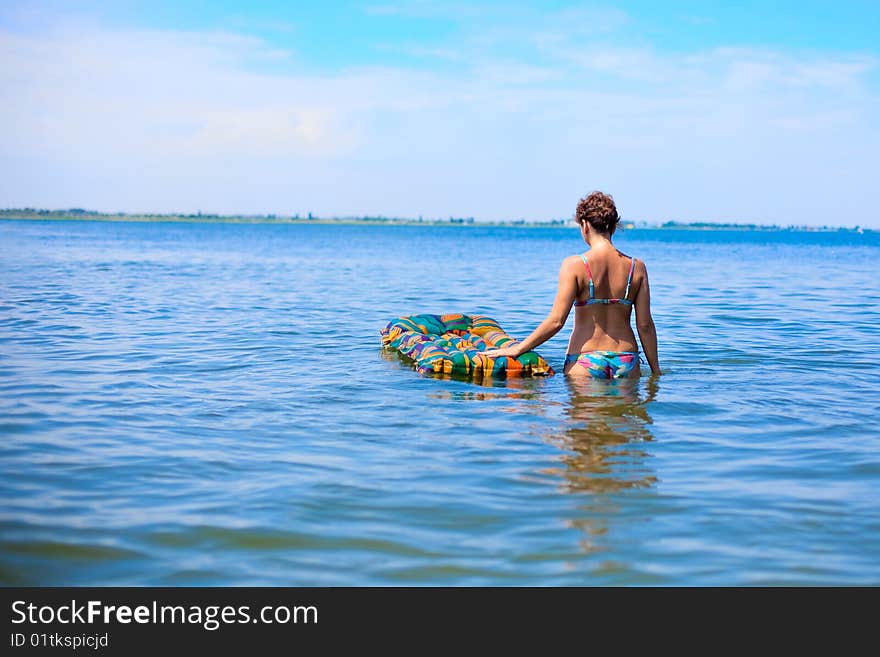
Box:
1, 220, 879, 585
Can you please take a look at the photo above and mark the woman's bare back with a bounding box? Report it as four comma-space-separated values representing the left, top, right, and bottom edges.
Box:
567, 246, 642, 356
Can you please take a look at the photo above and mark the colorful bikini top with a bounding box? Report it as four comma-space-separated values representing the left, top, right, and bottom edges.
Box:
573, 253, 636, 307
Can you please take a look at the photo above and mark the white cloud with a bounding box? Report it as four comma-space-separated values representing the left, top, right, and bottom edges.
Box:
0, 25, 361, 160
0, 16, 878, 225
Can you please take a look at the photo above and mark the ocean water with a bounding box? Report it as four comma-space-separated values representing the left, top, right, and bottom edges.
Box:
1, 219, 879, 585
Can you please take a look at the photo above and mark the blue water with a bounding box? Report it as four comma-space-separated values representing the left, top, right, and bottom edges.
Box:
1, 220, 879, 585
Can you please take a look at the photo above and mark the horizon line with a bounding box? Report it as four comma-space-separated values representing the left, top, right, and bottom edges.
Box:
0, 208, 872, 232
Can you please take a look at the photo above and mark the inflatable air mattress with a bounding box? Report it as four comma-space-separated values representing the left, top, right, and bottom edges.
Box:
380, 313, 554, 379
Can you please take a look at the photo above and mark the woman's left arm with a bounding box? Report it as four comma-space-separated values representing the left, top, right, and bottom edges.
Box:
484, 258, 578, 358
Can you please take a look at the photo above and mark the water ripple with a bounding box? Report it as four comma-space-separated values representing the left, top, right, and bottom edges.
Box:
1, 220, 879, 584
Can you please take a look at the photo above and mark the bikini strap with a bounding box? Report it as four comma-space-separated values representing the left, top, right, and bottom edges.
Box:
580, 253, 594, 299
623, 256, 636, 300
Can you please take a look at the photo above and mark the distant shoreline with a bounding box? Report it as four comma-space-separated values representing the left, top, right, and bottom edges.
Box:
0, 210, 871, 233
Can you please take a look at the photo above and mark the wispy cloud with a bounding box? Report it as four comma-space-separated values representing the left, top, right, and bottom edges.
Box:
0, 9, 877, 224
364, 1, 481, 19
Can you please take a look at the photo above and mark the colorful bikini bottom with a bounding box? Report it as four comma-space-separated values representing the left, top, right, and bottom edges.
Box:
564, 351, 640, 379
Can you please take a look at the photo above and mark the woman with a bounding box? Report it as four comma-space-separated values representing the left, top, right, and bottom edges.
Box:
484, 191, 661, 378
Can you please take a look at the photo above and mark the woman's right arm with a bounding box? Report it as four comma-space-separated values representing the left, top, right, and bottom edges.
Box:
634, 260, 661, 375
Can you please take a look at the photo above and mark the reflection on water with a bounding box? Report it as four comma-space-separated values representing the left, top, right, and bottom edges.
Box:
544, 377, 660, 554
385, 341, 661, 555
548, 376, 658, 493
388, 335, 659, 490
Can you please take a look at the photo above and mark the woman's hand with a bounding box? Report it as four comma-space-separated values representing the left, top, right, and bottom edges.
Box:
483, 344, 522, 359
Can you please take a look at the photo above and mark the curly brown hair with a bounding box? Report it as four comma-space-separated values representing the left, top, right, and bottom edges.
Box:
575, 191, 620, 235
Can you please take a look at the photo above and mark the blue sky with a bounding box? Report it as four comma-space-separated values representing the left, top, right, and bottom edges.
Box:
1, 1, 878, 225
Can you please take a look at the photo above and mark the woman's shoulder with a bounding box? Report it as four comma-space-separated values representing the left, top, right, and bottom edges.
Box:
615, 248, 645, 267
558, 254, 586, 276
630, 256, 649, 280
612, 250, 648, 280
